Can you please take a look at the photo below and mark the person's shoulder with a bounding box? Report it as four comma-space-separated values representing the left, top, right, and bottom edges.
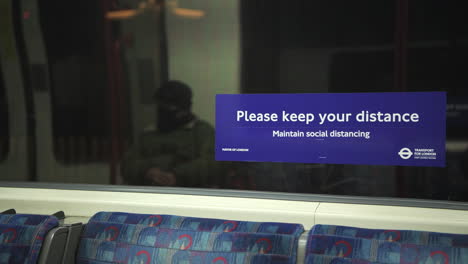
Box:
193, 119, 214, 132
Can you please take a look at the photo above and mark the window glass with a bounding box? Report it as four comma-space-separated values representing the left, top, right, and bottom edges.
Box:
39, 0, 114, 164
0, 65, 8, 162
0, 0, 466, 202
405, 0, 468, 200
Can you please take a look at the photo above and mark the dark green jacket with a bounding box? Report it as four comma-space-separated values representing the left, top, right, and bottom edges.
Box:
121, 120, 222, 187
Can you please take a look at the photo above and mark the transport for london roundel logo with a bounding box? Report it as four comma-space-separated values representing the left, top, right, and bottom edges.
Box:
1, 228, 17, 243
398, 148, 413, 160
212, 257, 228, 264
135, 250, 151, 264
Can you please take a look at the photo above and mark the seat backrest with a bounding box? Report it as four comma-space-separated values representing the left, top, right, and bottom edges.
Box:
76, 211, 305, 263
0, 214, 59, 264
305, 224, 468, 264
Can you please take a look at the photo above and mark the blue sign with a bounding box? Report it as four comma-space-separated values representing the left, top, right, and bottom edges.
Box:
216, 92, 446, 167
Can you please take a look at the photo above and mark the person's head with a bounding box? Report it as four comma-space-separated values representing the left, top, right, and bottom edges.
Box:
154, 80, 195, 132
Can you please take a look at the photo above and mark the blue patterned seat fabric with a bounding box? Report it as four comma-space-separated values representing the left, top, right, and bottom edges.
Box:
305, 224, 468, 264
0, 214, 59, 264
77, 212, 304, 264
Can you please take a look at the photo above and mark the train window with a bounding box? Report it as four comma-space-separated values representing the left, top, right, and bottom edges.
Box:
38, 0, 115, 164
0, 65, 8, 162
0, 0, 467, 203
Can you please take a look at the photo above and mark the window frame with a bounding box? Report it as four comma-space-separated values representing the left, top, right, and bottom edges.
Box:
1, 181, 467, 211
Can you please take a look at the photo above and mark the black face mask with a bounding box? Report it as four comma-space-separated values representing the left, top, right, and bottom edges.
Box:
157, 106, 195, 133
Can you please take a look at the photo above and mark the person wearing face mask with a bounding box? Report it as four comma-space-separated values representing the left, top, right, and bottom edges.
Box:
120, 81, 223, 187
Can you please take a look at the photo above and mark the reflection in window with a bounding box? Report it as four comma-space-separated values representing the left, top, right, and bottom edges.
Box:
330, 51, 394, 93
0, 65, 8, 162
39, 0, 113, 164
405, 2, 468, 201
0, 0, 467, 202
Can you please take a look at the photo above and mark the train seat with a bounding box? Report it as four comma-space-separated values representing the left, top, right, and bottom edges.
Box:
0, 213, 59, 263
305, 224, 468, 263
76, 211, 305, 263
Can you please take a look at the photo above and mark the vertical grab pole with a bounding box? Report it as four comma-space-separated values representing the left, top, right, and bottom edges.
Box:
102, 0, 120, 184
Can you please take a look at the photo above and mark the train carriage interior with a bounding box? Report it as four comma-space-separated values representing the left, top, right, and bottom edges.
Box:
1, 0, 468, 263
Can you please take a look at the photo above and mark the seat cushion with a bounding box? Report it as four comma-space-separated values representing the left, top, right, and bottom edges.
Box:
0, 214, 59, 264
305, 225, 468, 264
77, 212, 304, 264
